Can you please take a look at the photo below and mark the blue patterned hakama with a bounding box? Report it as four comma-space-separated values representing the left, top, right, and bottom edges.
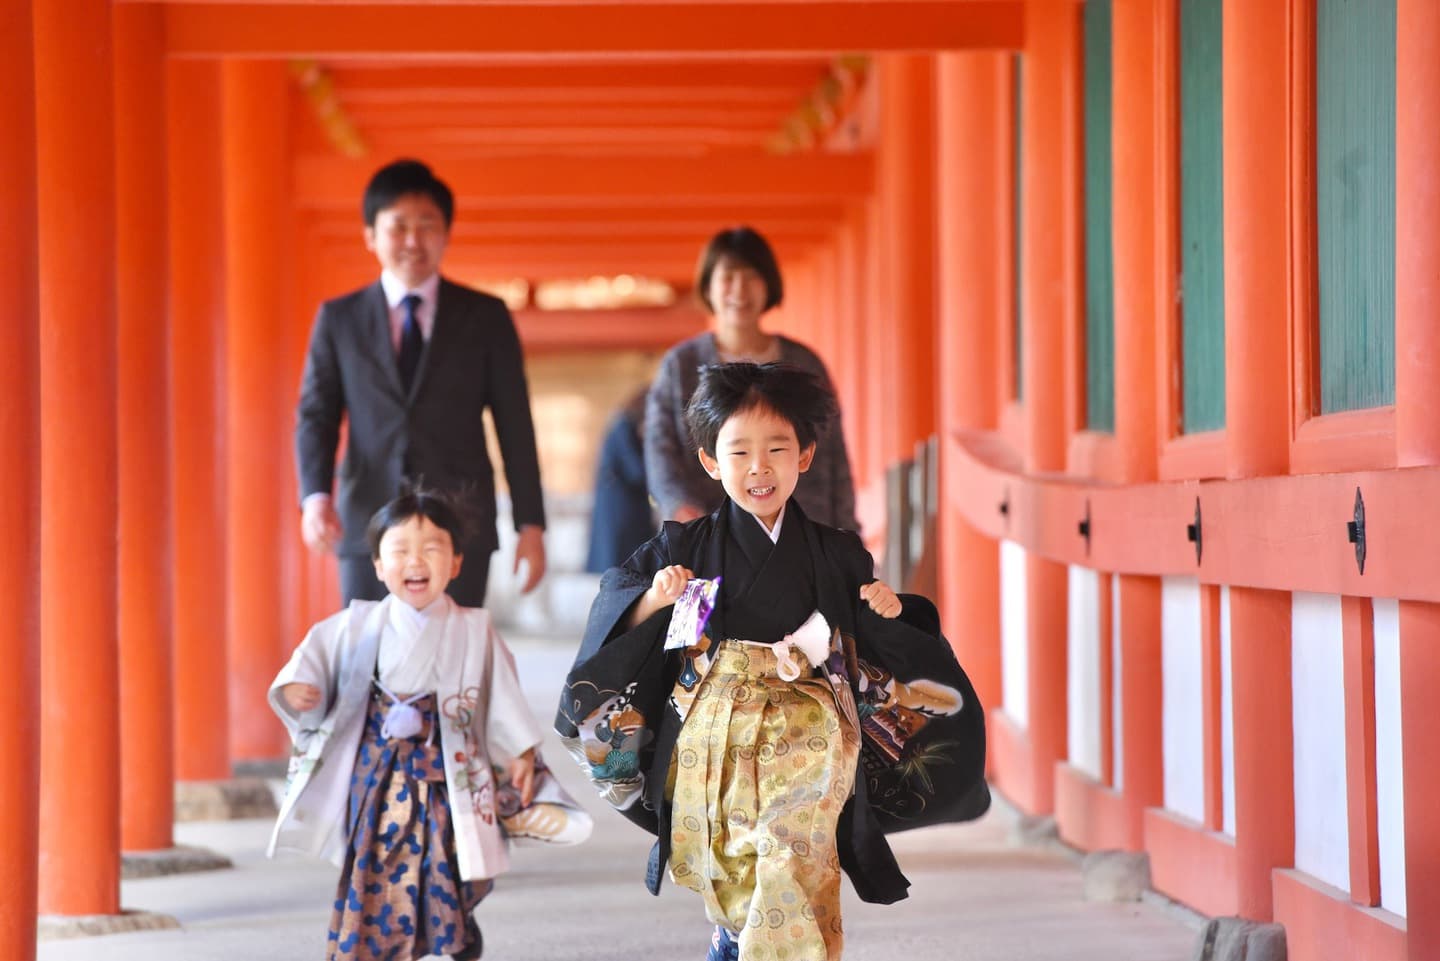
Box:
328, 687, 491, 961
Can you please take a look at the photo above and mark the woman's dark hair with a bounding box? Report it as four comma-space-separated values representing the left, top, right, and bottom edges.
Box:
684, 363, 836, 458
362, 159, 455, 228
693, 226, 784, 313
366, 485, 469, 558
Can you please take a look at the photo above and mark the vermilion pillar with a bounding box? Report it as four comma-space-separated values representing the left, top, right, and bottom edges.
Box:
1016, 0, 1077, 815
1223, 0, 1294, 921
0, 0, 42, 948
875, 54, 938, 466
934, 51, 1003, 713
221, 60, 291, 761
862, 197, 886, 502
833, 209, 867, 527
114, 1, 175, 852
1109, 0, 1164, 847
167, 60, 231, 781
1395, 2, 1440, 957
35, 0, 121, 915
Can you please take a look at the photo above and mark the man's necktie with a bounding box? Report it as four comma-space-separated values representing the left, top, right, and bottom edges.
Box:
397, 293, 423, 392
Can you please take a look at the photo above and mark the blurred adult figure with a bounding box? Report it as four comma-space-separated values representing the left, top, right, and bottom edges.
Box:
585, 386, 656, 572
644, 226, 859, 530
295, 159, 547, 605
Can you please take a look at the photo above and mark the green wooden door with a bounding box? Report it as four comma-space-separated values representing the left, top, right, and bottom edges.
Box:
1316, 0, 1396, 413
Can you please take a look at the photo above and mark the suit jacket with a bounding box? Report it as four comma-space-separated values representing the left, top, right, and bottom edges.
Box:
295, 277, 546, 555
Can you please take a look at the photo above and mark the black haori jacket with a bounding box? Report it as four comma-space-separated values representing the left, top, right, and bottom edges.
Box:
554, 499, 990, 905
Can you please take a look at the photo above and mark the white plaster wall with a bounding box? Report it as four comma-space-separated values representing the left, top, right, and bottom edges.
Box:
1112, 575, 1124, 791
1374, 598, 1406, 916
1162, 577, 1206, 823
1067, 567, 1103, 780
1291, 592, 1349, 894
1000, 540, 1029, 728
1221, 586, 1236, 837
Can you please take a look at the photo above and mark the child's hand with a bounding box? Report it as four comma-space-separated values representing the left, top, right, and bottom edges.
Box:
282, 682, 322, 712
508, 748, 537, 807
627, 564, 696, 628
860, 581, 903, 619
648, 565, 694, 608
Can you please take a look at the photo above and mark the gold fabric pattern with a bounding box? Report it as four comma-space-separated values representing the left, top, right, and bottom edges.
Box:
668, 641, 859, 961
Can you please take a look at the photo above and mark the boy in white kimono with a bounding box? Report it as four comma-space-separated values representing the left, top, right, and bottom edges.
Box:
269, 488, 583, 961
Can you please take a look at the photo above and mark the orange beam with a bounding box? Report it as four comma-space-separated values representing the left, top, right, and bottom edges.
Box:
293, 152, 873, 209
167, 60, 231, 782
339, 104, 787, 131
326, 60, 833, 97
945, 430, 1440, 604
0, 0, 41, 944
306, 217, 838, 245
164, 2, 1024, 57
115, 0, 176, 853
35, 0, 121, 916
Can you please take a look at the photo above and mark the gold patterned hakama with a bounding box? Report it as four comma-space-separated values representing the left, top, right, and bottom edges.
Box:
668, 641, 860, 961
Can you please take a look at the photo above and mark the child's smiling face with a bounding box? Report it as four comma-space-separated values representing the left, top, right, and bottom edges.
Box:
698, 402, 815, 531
373, 515, 463, 610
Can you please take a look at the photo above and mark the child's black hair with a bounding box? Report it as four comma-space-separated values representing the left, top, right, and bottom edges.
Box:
362, 159, 455, 228
366, 485, 469, 559
684, 362, 837, 458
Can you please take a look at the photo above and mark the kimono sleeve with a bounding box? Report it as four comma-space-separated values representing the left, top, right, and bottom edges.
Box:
482, 620, 545, 764
268, 611, 346, 741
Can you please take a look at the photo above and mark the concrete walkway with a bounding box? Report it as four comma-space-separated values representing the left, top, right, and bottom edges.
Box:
40, 636, 1201, 961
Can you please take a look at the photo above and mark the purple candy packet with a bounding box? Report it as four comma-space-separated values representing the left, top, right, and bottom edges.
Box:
663, 576, 721, 651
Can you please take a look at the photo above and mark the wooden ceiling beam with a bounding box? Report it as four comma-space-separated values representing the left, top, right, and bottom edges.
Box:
293, 152, 873, 208
340, 104, 786, 130
164, 1, 1024, 57
326, 60, 831, 96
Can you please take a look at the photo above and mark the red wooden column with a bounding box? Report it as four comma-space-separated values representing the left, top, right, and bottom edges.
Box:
35, 0, 121, 915
0, 0, 41, 949
1109, 0, 1163, 848
1223, 0, 1295, 922
934, 51, 1003, 712
167, 61, 231, 781
114, 1, 175, 852
861, 197, 887, 509
1015, 0, 1078, 816
1395, 2, 1440, 956
875, 54, 938, 466
221, 60, 291, 761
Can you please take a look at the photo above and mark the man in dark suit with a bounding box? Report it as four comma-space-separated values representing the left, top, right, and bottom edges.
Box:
295, 159, 546, 605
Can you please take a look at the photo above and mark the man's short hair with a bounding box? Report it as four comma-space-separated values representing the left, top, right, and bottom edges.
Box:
362, 159, 455, 227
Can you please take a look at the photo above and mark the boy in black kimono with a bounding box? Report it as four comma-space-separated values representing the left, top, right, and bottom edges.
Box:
557, 363, 989, 961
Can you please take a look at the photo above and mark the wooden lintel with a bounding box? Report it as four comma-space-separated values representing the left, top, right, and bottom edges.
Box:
164, 2, 1024, 58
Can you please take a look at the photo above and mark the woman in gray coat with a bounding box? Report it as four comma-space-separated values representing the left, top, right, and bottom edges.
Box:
644, 226, 859, 531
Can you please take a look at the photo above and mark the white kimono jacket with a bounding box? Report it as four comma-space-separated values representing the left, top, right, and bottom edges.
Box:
267, 595, 543, 882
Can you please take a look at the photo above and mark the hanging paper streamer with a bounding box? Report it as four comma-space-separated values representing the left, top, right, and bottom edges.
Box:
663, 576, 721, 651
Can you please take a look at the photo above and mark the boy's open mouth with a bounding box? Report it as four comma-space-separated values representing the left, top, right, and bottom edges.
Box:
748, 486, 775, 497
404, 575, 430, 588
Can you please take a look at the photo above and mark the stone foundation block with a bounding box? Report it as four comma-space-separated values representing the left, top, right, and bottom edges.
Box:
1192, 917, 1288, 961
1082, 850, 1152, 902
121, 843, 233, 879
38, 910, 179, 941
174, 777, 278, 821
